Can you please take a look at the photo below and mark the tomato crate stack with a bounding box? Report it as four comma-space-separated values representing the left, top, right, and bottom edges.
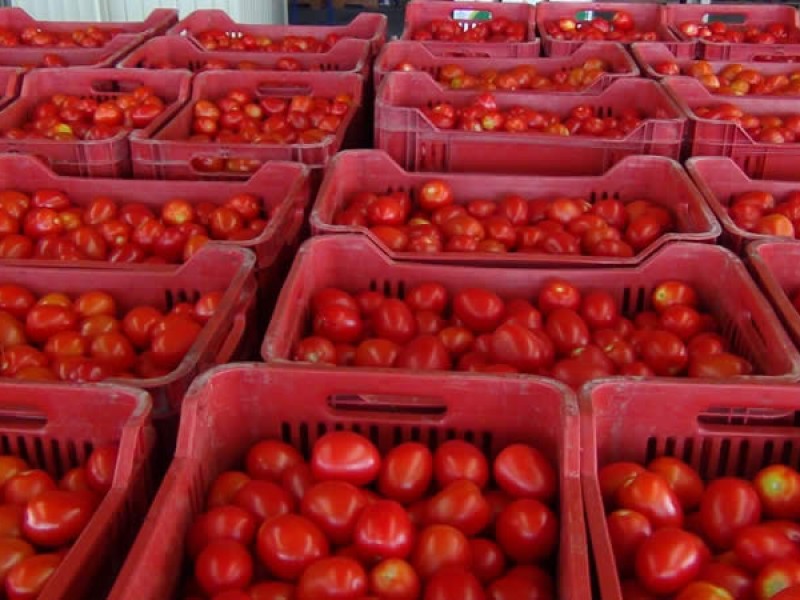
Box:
107, 363, 589, 600
0, 380, 155, 600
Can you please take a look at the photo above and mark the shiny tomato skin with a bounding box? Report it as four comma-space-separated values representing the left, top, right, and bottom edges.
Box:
312, 288, 359, 314
452, 289, 505, 333
699, 561, 755, 600
424, 566, 486, 600
433, 440, 489, 489
86, 446, 117, 494
538, 280, 581, 314
22, 489, 96, 547
489, 322, 555, 374
377, 442, 432, 504
495, 498, 558, 563
426, 479, 491, 536
368, 558, 420, 600
675, 582, 735, 600
187, 505, 257, 558
411, 524, 471, 581
635, 527, 710, 596
281, 463, 315, 505
406, 283, 448, 314
207, 471, 250, 508
616, 471, 684, 529
652, 281, 699, 313
5, 552, 62, 600
4, 470, 56, 505
545, 308, 590, 356
581, 290, 619, 329
295, 556, 367, 600
754, 558, 800, 600
353, 500, 414, 562
24, 304, 78, 344
700, 478, 762, 551
395, 335, 451, 371
245, 440, 303, 483
647, 457, 704, 511
371, 300, 417, 345
493, 443, 557, 503
753, 465, 800, 520
195, 539, 253, 596
0, 285, 35, 320
300, 481, 367, 546
149, 314, 202, 370
0, 537, 33, 586
599, 462, 647, 508
469, 538, 506, 584
312, 304, 363, 345
121, 305, 162, 349
248, 581, 295, 600
638, 330, 689, 376
256, 514, 329, 581
734, 524, 800, 574
608, 509, 654, 576
295, 336, 337, 365
487, 565, 555, 600
311, 431, 380, 487
233, 480, 294, 522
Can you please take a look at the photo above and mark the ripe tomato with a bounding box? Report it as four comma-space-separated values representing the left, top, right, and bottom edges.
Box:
426, 480, 491, 536
700, 478, 762, 551
538, 280, 581, 314
452, 289, 505, 333
195, 539, 253, 595
638, 330, 689, 376
599, 462, 647, 507
700, 561, 754, 600
149, 314, 202, 369
493, 443, 557, 503
311, 431, 380, 487
86, 446, 117, 494
248, 581, 295, 600
377, 442, 432, 504
489, 323, 554, 373
353, 500, 414, 561
207, 471, 250, 508
295, 556, 367, 600
545, 308, 590, 356
487, 565, 554, 600
652, 281, 699, 313
245, 440, 303, 483
4, 470, 56, 505
734, 524, 800, 573
233, 480, 294, 522
281, 463, 315, 505
635, 527, 710, 595
22, 489, 96, 547
371, 300, 417, 345
121, 306, 162, 349
581, 290, 619, 329
754, 558, 800, 600
0, 504, 22, 538
300, 481, 367, 546
676, 582, 735, 600
24, 304, 77, 343
608, 509, 653, 575
187, 505, 257, 558
90, 331, 135, 373
469, 538, 506, 584
0, 537, 33, 584
647, 457, 704, 511
294, 337, 336, 365
256, 514, 329, 581
616, 471, 684, 529
411, 524, 471, 580
753, 465, 800, 520
433, 440, 489, 489
424, 566, 485, 600
369, 558, 420, 600
312, 305, 363, 345
5, 552, 62, 600
495, 498, 558, 563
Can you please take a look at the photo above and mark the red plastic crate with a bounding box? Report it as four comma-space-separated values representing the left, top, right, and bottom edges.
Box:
131, 70, 363, 181
664, 76, 800, 180
662, 3, 800, 60
311, 150, 720, 267
0, 381, 153, 600
632, 40, 800, 81
118, 35, 371, 78
582, 379, 800, 600
375, 73, 686, 175
0, 67, 191, 178
401, 1, 540, 58
262, 235, 799, 380
374, 40, 638, 92
686, 156, 800, 255
0, 244, 256, 417
747, 240, 800, 353
536, 2, 691, 58
107, 362, 588, 600
169, 10, 387, 56
0, 7, 177, 68
0, 66, 20, 109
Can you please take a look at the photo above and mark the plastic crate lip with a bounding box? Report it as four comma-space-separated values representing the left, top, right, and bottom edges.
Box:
401, 0, 538, 43
168, 10, 388, 52
133, 70, 363, 159
374, 40, 640, 93
376, 73, 686, 144
262, 235, 800, 381
746, 240, 800, 348
0, 243, 255, 392
0, 67, 193, 148
117, 35, 371, 75
661, 3, 800, 42
578, 376, 800, 600
0, 6, 178, 39
0, 152, 309, 271
311, 150, 722, 267
108, 362, 589, 600
685, 155, 800, 248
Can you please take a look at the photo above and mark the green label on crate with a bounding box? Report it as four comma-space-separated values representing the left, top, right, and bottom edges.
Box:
452, 9, 493, 21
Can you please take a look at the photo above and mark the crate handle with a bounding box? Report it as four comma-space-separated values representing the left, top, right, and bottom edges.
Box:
90, 79, 144, 94
698, 406, 800, 429
256, 83, 314, 97
328, 393, 447, 417
451, 9, 494, 23
0, 408, 47, 430
699, 12, 747, 25
575, 9, 619, 22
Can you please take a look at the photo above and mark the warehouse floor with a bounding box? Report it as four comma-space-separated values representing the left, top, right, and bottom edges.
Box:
290, 2, 405, 37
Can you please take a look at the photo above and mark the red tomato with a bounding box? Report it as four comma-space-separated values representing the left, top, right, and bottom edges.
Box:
5, 552, 62, 600
90, 331, 135, 373
207, 472, 250, 508
734, 524, 800, 573
22, 489, 96, 547
638, 330, 689, 376
700, 478, 762, 551
0, 285, 35, 320
245, 440, 303, 483
487, 565, 555, 600
424, 566, 485, 600
86, 446, 117, 494
377, 442, 433, 504
195, 539, 253, 596
121, 305, 163, 349
689, 353, 753, 378
699, 561, 754, 600
294, 336, 336, 365
581, 290, 619, 329
312, 304, 363, 345
281, 463, 315, 505
187, 505, 257, 558
295, 556, 367, 600
0, 537, 33, 586
469, 538, 506, 584
426, 480, 491, 536
608, 509, 653, 575
233, 480, 294, 522
411, 525, 471, 580
0, 504, 22, 538
312, 289, 359, 314
371, 300, 417, 345
4, 470, 56, 505
660, 305, 703, 341
248, 581, 295, 600
354, 339, 399, 368
433, 440, 489, 489
538, 280, 581, 314
545, 308, 590, 356
150, 314, 202, 369
616, 471, 684, 529
676, 582, 735, 600
369, 558, 420, 600
647, 457, 704, 512
311, 431, 380, 487
754, 559, 800, 600
493, 443, 557, 503
353, 500, 414, 561
300, 481, 367, 546
635, 528, 710, 596
256, 514, 329, 581
495, 498, 558, 563
489, 323, 554, 373
753, 465, 800, 520
24, 304, 78, 343
452, 289, 505, 333
652, 281, 699, 313
599, 462, 647, 507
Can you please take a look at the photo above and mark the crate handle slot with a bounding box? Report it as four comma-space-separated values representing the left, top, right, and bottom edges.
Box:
0, 409, 47, 430
575, 10, 618, 22
90, 79, 140, 94
697, 406, 800, 428
451, 9, 494, 22
256, 83, 314, 96
328, 393, 447, 417
701, 13, 747, 25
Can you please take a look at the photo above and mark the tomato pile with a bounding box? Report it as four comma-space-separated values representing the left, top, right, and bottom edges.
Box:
0, 446, 116, 598
293, 279, 754, 386
654, 61, 800, 96
0, 187, 268, 263
727, 189, 800, 239
194, 30, 343, 53
543, 11, 659, 43
143, 56, 326, 72
185, 431, 559, 599
19, 54, 68, 69
694, 104, 800, 144
333, 179, 676, 258
601, 456, 800, 600
0, 285, 222, 382
190, 89, 353, 146
676, 20, 800, 44
0, 26, 121, 49
1, 87, 168, 142
423, 92, 647, 137
410, 18, 527, 44
393, 58, 614, 92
